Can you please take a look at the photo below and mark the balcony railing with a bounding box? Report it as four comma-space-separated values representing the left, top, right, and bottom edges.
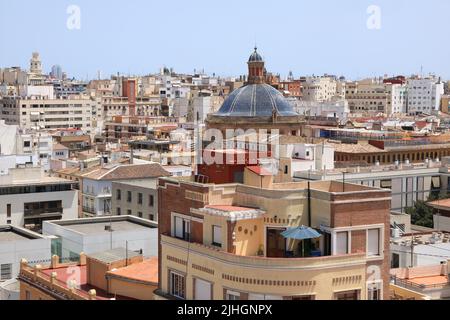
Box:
161, 234, 366, 270
390, 275, 450, 290
24, 208, 63, 218
82, 206, 96, 214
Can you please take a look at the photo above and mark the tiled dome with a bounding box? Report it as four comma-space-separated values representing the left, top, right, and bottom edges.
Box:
215, 83, 298, 117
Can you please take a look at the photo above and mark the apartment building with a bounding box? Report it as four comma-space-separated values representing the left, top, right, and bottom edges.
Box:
406, 77, 444, 115
80, 163, 169, 217
155, 175, 391, 300
346, 79, 407, 115
0, 167, 78, 232
301, 77, 337, 102
111, 179, 158, 221
42, 215, 158, 260
295, 161, 443, 213
0, 96, 95, 133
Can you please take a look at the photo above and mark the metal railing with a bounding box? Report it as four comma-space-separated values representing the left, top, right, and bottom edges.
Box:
391, 275, 450, 290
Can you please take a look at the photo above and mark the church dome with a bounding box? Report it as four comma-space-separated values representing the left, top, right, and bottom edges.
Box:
248, 47, 263, 62
215, 83, 298, 117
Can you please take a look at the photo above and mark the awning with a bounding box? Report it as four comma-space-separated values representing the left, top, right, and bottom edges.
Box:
432, 177, 440, 188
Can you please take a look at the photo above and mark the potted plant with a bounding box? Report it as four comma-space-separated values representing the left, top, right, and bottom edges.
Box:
257, 245, 264, 256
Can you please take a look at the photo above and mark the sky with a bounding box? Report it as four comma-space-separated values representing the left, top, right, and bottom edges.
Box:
1, 0, 450, 81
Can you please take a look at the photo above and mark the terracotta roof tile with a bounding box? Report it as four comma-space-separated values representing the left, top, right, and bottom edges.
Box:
106, 258, 158, 284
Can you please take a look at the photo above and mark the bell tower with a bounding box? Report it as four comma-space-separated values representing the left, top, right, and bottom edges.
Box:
247, 47, 265, 85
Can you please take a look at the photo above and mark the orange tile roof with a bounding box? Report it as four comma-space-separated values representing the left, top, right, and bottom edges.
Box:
81, 163, 170, 180
409, 275, 448, 286
428, 198, 450, 209
106, 258, 158, 284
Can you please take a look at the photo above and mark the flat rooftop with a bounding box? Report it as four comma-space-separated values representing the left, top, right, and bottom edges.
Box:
0, 226, 44, 241
88, 247, 142, 264
46, 215, 157, 235
58, 220, 153, 235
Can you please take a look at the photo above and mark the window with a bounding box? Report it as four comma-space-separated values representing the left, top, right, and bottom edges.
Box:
116, 207, 121, 216
367, 283, 381, 300
170, 271, 185, 299
7, 204, 11, 218
149, 214, 155, 221
138, 193, 143, 205
138, 212, 143, 218
174, 216, 190, 241
432, 176, 441, 189
368, 229, 380, 256
284, 165, 289, 174
1, 263, 12, 280
380, 180, 392, 189
335, 232, 348, 255
212, 225, 222, 247
335, 290, 359, 300
23, 141, 31, 148
116, 189, 121, 200
149, 195, 154, 207
127, 191, 132, 202
225, 290, 240, 300
391, 253, 400, 268
194, 278, 212, 300
25, 290, 31, 300
127, 209, 132, 216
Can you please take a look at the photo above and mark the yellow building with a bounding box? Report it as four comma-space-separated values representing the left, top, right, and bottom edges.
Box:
155, 176, 391, 300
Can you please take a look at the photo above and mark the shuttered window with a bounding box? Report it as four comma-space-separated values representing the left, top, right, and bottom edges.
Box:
336, 232, 348, 255
194, 278, 212, 300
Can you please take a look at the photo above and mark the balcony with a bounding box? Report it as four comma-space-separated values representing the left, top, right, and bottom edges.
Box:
82, 206, 96, 215
161, 234, 366, 270
24, 208, 63, 219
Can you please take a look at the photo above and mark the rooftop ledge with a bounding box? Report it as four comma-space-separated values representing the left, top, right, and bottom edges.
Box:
161, 234, 367, 270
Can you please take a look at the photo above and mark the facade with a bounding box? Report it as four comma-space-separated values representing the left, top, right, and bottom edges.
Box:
390, 231, 450, 268
301, 77, 337, 102
156, 177, 390, 300
111, 179, 158, 222
80, 163, 169, 217
0, 167, 78, 232
0, 96, 95, 133
295, 162, 443, 213
345, 79, 407, 115
42, 215, 158, 260
406, 77, 444, 115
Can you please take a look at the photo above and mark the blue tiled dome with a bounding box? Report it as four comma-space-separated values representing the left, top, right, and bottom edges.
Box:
248, 47, 263, 62
216, 84, 298, 117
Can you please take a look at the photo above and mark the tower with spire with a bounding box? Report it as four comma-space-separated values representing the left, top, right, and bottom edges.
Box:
247, 47, 265, 85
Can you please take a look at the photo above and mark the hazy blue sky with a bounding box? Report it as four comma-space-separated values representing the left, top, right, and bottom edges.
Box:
1, 0, 449, 80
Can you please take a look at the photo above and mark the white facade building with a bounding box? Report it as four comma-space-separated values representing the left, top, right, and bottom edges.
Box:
0, 96, 95, 133
406, 78, 444, 115
0, 225, 51, 287
42, 216, 158, 260
0, 167, 78, 231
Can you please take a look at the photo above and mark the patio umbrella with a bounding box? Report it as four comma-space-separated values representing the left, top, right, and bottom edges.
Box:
281, 226, 321, 240
281, 226, 321, 257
